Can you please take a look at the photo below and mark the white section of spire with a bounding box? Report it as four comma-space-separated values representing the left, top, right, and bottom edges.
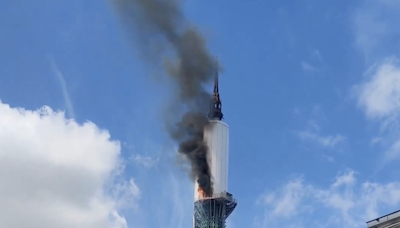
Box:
194, 120, 229, 201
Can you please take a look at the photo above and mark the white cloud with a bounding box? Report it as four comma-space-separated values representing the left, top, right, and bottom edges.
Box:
354, 7, 388, 59
258, 177, 312, 219
301, 61, 318, 72
257, 170, 400, 228
298, 131, 345, 148
297, 120, 345, 148
312, 49, 323, 62
353, 1, 400, 164
111, 178, 141, 210
131, 154, 159, 168
301, 49, 325, 74
353, 0, 400, 61
356, 57, 400, 119
354, 58, 400, 162
384, 138, 400, 162
331, 170, 356, 188
0, 100, 137, 228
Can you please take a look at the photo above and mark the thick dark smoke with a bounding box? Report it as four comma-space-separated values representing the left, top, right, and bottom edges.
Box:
112, 0, 218, 196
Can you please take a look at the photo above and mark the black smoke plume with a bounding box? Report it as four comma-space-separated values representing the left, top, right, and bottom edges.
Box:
112, 0, 218, 196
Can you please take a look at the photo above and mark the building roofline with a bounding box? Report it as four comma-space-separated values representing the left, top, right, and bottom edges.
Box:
367, 209, 400, 223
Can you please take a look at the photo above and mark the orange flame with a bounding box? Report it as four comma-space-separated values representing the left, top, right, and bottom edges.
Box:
197, 187, 206, 199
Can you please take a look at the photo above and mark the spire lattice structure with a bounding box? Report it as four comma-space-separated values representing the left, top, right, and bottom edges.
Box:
194, 192, 237, 228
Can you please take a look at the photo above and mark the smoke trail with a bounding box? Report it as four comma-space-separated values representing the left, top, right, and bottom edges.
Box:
112, 0, 218, 196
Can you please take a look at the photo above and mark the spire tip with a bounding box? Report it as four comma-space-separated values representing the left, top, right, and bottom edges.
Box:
208, 58, 223, 120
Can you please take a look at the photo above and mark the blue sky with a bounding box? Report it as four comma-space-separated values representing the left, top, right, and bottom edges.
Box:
1, 0, 400, 227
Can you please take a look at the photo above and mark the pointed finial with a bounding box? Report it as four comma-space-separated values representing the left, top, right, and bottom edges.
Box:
208, 57, 223, 120
214, 57, 219, 93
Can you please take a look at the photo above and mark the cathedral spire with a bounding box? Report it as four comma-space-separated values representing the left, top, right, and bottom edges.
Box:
208, 60, 223, 120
